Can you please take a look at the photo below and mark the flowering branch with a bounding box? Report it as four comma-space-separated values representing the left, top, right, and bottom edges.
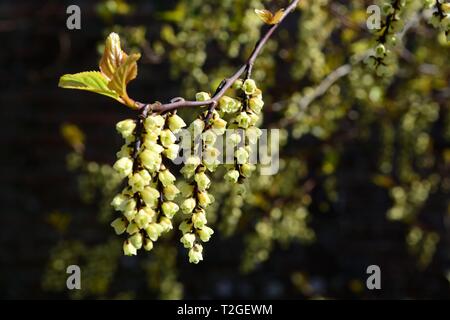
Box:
137, 0, 301, 115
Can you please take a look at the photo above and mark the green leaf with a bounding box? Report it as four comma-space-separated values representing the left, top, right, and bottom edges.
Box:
107, 53, 141, 105
99, 32, 128, 80
58, 71, 121, 101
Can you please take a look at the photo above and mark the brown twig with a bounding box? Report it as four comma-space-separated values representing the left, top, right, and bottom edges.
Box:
137, 0, 300, 114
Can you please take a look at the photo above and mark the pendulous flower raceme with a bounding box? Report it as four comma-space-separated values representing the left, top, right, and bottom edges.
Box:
58, 1, 300, 263
111, 113, 185, 256
426, 0, 450, 41
222, 79, 263, 184
365, 0, 408, 77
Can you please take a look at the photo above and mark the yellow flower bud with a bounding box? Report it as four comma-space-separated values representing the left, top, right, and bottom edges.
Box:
181, 198, 196, 214
198, 226, 214, 242
194, 172, 211, 191
196, 92, 211, 102
180, 232, 196, 249
236, 112, 251, 129
141, 186, 160, 208
233, 79, 243, 90
249, 97, 264, 114
134, 208, 154, 229
163, 184, 180, 201
143, 238, 154, 251
243, 79, 257, 95
192, 210, 207, 229
246, 127, 262, 145
168, 114, 187, 133
235, 147, 249, 164
116, 144, 132, 158
202, 130, 217, 146
179, 181, 195, 197
229, 132, 242, 146
212, 117, 227, 135
225, 169, 240, 183
123, 240, 137, 256
145, 223, 160, 241
116, 119, 136, 139
189, 119, 205, 135
129, 232, 143, 250
197, 191, 212, 208
188, 244, 203, 264
143, 141, 164, 154
126, 222, 139, 234
123, 198, 137, 221
163, 144, 180, 160
162, 201, 179, 218
129, 170, 151, 192
140, 149, 162, 172
110, 218, 127, 235
219, 96, 240, 113
159, 217, 173, 232
241, 163, 256, 178
179, 220, 193, 234
111, 193, 128, 211
144, 130, 160, 143
158, 169, 176, 187
113, 157, 133, 178
160, 129, 177, 148
144, 115, 165, 130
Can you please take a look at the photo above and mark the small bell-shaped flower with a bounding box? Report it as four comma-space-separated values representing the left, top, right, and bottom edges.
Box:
123, 240, 137, 256
145, 223, 160, 242
194, 172, 211, 191
180, 233, 196, 249
110, 218, 127, 235
113, 157, 133, 177
196, 92, 211, 102
126, 222, 139, 235
243, 79, 257, 95
143, 238, 154, 251
192, 210, 207, 229
225, 169, 240, 183
116, 119, 136, 139
159, 217, 173, 232
159, 168, 176, 187
141, 186, 160, 208
160, 129, 177, 148
179, 220, 193, 234
163, 184, 180, 201
181, 198, 196, 214
188, 244, 204, 264
198, 226, 214, 242
168, 114, 187, 133
129, 232, 143, 250
197, 191, 212, 208
164, 144, 180, 160
162, 201, 179, 218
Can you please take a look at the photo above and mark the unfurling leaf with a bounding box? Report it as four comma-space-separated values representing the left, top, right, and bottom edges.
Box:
58, 71, 121, 101
107, 53, 141, 108
59, 33, 141, 109
254, 8, 285, 25
99, 32, 128, 80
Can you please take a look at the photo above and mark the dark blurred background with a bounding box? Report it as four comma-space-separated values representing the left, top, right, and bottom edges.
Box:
1, 0, 449, 299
